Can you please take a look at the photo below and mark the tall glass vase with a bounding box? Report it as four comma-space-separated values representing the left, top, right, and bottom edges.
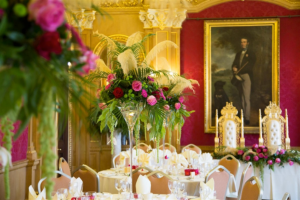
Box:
163, 111, 170, 166
118, 102, 142, 194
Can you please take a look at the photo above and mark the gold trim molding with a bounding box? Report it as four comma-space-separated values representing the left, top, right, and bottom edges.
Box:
66, 9, 96, 30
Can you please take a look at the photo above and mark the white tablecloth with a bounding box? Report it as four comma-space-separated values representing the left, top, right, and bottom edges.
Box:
235, 161, 300, 200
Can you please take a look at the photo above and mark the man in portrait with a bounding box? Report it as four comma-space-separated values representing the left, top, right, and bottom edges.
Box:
231, 37, 256, 125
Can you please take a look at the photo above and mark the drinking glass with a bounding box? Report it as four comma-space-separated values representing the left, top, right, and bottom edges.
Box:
115, 179, 122, 196
168, 180, 176, 195
179, 183, 185, 195
57, 188, 68, 200
121, 180, 130, 193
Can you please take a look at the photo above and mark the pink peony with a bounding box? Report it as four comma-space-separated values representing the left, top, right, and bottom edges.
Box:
253, 156, 259, 161
147, 76, 154, 82
105, 83, 111, 90
141, 89, 148, 98
29, 0, 65, 32
252, 144, 259, 149
258, 153, 264, 158
279, 149, 286, 155
164, 105, 170, 110
147, 95, 157, 106
289, 161, 294, 166
263, 149, 268, 153
237, 150, 244, 155
175, 103, 181, 110
267, 160, 273, 165
78, 50, 98, 76
98, 103, 107, 110
132, 81, 142, 92
178, 96, 184, 103
107, 74, 116, 83
245, 156, 250, 161
275, 158, 281, 163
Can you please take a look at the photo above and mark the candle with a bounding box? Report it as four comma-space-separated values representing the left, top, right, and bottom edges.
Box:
216, 109, 218, 138
285, 109, 289, 138
259, 109, 263, 139
241, 109, 244, 138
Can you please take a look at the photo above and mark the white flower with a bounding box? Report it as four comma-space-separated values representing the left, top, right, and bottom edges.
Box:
0, 147, 12, 171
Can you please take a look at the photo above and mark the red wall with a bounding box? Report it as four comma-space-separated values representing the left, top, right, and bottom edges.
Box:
181, 1, 300, 146
0, 121, 28, 162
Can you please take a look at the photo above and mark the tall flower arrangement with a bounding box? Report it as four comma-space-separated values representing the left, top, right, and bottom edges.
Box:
88, 32, 199, 159
0, 0, 99, 199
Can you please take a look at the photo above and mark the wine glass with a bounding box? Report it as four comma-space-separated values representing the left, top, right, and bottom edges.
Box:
168, 180, 176, 196
115, 179, 122, 197
57, 188, 68, 200
121, 180, 130, 193
179, 183, 185, 195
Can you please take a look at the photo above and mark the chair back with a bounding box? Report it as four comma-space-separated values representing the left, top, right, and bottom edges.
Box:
147, 171, 174, 194
282, 192, 290, 200
134, 143, 151, 153
182, 144, 201, 154
38, 170, 71, 193
58, 157, 71, 176
73, 164, 100, 192
218, 154, 240, 178
113, 154, 120, 168
205, 165, 230, 200
240, 176, 262, 200
159, 143, 176, 153
260, 102, 290, 150
238, 162, 253, 200
132, 166, 153, 193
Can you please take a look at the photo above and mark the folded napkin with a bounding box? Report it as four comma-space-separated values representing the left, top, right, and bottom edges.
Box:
120, 149, 145, 165
166, 194, 177, 200
136, 175, 151, 194
169, 153, 188, 168
68, 177, 83, 198
200, 178, 215, 200
226, 174, 237, 197
138, 153, 151, 166
28, 185, 46, 200
200, 153, 213, 163
181, 149, 199, 162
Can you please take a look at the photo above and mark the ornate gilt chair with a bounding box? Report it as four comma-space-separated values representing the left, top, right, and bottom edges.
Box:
214, 102, 245, 152
259, 102, 290, 151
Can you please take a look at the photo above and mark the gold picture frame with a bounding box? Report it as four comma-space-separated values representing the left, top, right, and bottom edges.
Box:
204, 18, 280, 133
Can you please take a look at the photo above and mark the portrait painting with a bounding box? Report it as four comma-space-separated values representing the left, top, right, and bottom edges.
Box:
204, 19, 279, 133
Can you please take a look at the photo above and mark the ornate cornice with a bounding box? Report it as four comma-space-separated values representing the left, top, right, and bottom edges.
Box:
139, 8, 187, 30
99, 0, 144, 7
67, 9, 96, 30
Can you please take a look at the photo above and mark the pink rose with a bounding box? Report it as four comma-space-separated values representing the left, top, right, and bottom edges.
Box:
107, 74, 116, 83
252, 144, 259, 149
178, 96, 184, 103
245, 156, 250, 161
267, 160, 273, 165
256, 148, 261, 153
147, 76, 154, 82
98, 103, 107, 110
237, 150, 244, 155
78, 50, 98, 76
164, 105, 170, 110
264, 155, 268, 159
253, 156, 259, 161
258, 153, 264, 158
289, 161, 294, 166
175, 103, 181, 110
275, 158, 281, 163
132, 81, 142, 92
29, 0, 65, 32
105, 83, 111, 90
141, 89, 148, 98
147, 95, 157, 106
263, 149, 268, 153
259, 145, 266, 148
279, 149, 285, 155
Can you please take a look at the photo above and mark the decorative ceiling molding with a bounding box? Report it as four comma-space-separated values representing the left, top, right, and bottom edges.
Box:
67, 9, 96, 30
139, 8, 187, 30
99, 0, 144, 7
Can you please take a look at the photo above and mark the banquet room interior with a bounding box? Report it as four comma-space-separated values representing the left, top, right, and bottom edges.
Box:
0, 0, 300, 199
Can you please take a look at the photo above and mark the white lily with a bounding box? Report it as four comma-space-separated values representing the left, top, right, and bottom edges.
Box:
0, 146, 12, 171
